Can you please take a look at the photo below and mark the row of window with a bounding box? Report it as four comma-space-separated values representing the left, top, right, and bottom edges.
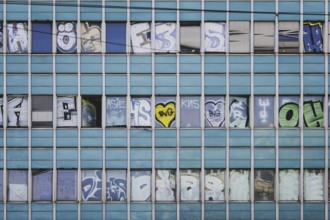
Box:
0, 95, 326, 128
0, 169, 328, 202
0, 21, 326, 54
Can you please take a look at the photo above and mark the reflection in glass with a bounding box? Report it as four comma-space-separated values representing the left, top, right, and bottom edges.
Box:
254, 169, 274, 201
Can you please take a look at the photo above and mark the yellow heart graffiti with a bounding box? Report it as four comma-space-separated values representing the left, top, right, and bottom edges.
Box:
155, 102, 176, 128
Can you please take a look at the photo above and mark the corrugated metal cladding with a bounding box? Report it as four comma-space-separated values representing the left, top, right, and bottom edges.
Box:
0, 0, 329, 219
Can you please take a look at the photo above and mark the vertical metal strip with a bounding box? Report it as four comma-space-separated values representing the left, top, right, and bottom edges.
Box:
201, 0, 205, 219
3, 0, 6, 219
176, 0, 180, 218
77, 0, 81, 218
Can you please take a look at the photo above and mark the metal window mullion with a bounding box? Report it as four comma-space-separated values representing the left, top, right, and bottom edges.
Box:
3, 0, 7, 219
176, 0, 180, 218
201, 0, 205, 218
151, 0, 155, 218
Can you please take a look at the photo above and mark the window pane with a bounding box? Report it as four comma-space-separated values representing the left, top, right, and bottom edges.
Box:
205, 169, 225, 201
279, 22, 299, 53
131, 170, 151, 201
32, 96, 53, 128
81, 22, 102, 53
304, 169, 324, 201
254, 22, 275, 53
303, 96, 323, 127
0, 170, 3, 201
57, 170, 77, 201
32, 170, 52, 201
180, 169, 200, 201
57, 96, 78, 127
156, 169, 176, 201
7, 22, 28, 53
205, 22, 225, 52
155, 96, 176, 128
180, 23, 200, 53
155, 22, 176, 53
279, 169, 299, 201
106, 170, 127, 201
130, 22, 151, 53
8, 170, 28, 202
7, 97, 28, 127
229, 96, 248, 128
303, 21, 323, 53
229, 169, 250, 201
81, 96, 102, 127
205, 96, 225, 128
180, 96, 200, 128
229, 21, 249, 53
254, 169, 274, 201
106, 96, 126, 127
57, 22, 77, 53
82, 170, 102, 201
130, 98, 151, 127
32, 23, 52, 53
106, 23, 126, 53
254, 96, 274, 127
279, 96, 299, 127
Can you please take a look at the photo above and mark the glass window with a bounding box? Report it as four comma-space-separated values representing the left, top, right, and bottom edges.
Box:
156, 169, 176, 201
155, 96, 176, 128
0, 170, 3, 201
229, 96, 248, 128
8, 170, 28, 202
303, 21, 323, 53
106, 96, 126, 127
106, 170, 127, 201
32, 96, 53, 128
57, 96, 78, 127
131, 170, 151, 201
304, 169, 324, 201
229, 169, 250, 201
57, 22, 77, 53
205, 169, 225, 201
106, 23, 126, 53
254, 96, 274, 127
303, 96, 323, 127
7, 96, 28, 127
204, 22, 226, 52
205, 96, 225, 128
180, 96, 200, 128
32, 170, 52, 201
32, 22, 52, 53
180, 169, 200, 201
278, 21, 299, 53
81, 22, 102, 53
7, 22, 28, 53
279, 96, 299, 127
180, 22, 200, 53
279, 169, 299, 201
81, 96, 102, 127
130, 22, 151, 53
229, 21, 250, 53
130, 97, 151, 127
254, 22, 275, 53
57, 170, 77, 201
155, 22, 176, 53
254, 169, 274, 201
81, 170, 102, 201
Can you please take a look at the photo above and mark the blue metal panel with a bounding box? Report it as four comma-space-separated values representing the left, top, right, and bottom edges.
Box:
105, 129, 127, 147
279, 203, 300, 220
279, 148, 300, 168
304, 74, 325, 94
278, 129, 300, 147
304, 129, 325, 147
229, 75, 251, 94
254, 74, 276, 95
80, 1, 102, 21
7, 149, 28, 168
81, 129, 102, 147
106, 55, 127, 73
303, 1, 325, 21
56, 129, 78, 147
254, 55, 275, 73
180, 204, 201, 220
254, 148, 276, 168
56, 204, 78, 220
155, 204, 177, 220
7, 74, 28, 94
105, 74, 127, 95
80, 74, 102, 94
278, 1, 300, 20
230, 1, 251, 20
155, 55, 176, 73
130, 148, 152, 168
155, 148, 176, 168
180, 148, 201, 168
179, 129, 202, 147
7, 204, 28, 220
31, 1, 52, 20
32, 23, 52, 53
32, 149, 53, 168
278, 55, 300, 73
7, 129, 29, 147
31, 55, 53, 73
130, 129, 152, 147
205, 74, 226, 95
106, 23, 126, 53
204, 203, 226, 220
279, 74, 300, 94
81, 149, 103, 168
303, 55, 324, 73
254, 129, 276, 147
304, 203, 325, 220
56, 55, 78, 73
131, 56, 152, 73
180, 74, 201, 95
131, 203, 152, 220
130, 75, 152, 95
31, 204, 52, 220
106, 204, 127, 220
254, 203, 276, 220
254, 2, 275, 21
80, 55, 102, 73
204, 55, 226, 73
7, 2, 28, 20
56, 74, 78, 94
155, 75, 177, 95
229, 148, 251, 168
155, 129, 177, 147
229, 203, 251, 220
0, 56, 3, 73
0, 148, 3, 168
105, 1, 127, 21
81, 204, 103, 220
56, 148, 78, 168
180, 1, 201, 21
204, 148, 226, 168
0, 205, 3, 220
0, 130, 3, 148
7, 55, 28, 73
56, 1, 78, 21
180, 55, 201, 73
0, 74, 3, 94
229, 129, 251, 147
304, 148, 325, 168
204, 129, 226, 147
130, 1, 152, 21
155, 1, 176, 21
205, 1, 226, 21
31, 74, 53, 94
105, 148, 127, 168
